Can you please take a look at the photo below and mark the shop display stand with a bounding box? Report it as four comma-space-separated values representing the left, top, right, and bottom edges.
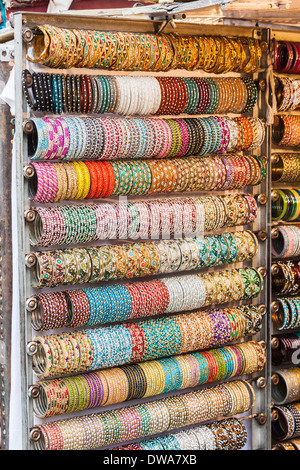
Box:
11, 11, 272, 450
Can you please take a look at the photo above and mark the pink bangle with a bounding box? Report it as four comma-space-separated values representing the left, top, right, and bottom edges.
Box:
34, 162, 58, 203
160, 119, 173, 158
56, 117, 70, 158
282, 226, 295, 258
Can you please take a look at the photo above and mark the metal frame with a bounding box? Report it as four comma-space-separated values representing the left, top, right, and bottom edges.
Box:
10, 11, 273, 450
0, 57, 14, 451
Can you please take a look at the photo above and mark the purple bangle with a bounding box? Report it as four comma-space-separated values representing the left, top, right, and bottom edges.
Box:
209, 309, 232, 345
88, 372, 104, 407
221, 156, 235, 190
83, 372, 104, 409
209, 311, 222, 346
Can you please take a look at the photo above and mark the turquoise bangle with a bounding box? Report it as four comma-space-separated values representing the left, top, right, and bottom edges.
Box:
285, 298, 298, 329
51, 74, 59, 114
197, 118, 211, 155
194, 237, 210, 269
206, 235, 221, 267
223, 232, 239, 264
206, 77, 219, 114
193, 351, 210, 385
56, 74, 63, 114
219, 347, 235, 379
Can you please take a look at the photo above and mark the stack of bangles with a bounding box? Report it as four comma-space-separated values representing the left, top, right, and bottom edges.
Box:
31, 341, 265, 418
273, 440, 300, 450
273, 115, 300, 148
271, 297, 300, 330
30, 379, 255, 450
22, 70, 258, 115
27, 116, 265, 161
29, 301, 263, 378
28, 154, 266, 203
30, 238, 261, 289
273, 39, 300, 74
29, 275, 264, 331
272, 367, 300, 405
272, 334, 300, 366
275, 76, 300, 112
272, 189, 300, 222
272, 154, 300, 183
26, 25, 261, 73
272, 225, 300, 258
28, 194, 258, 246
272, 402, 300, 442
114, 418, 247, 451
272, 261, 300, 295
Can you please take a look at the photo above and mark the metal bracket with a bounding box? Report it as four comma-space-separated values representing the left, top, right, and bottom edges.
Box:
151, 15, 178, 33
0, 340, 5, 364
0, 43, 14, 62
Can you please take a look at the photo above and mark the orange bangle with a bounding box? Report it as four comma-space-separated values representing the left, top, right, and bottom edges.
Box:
93, 162, 104, 199
84, 161, 98, 199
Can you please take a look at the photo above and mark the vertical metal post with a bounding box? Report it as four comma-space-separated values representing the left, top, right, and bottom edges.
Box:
0, 58, 13, 450
250, 26, 272, 451
13, 12, 33, 450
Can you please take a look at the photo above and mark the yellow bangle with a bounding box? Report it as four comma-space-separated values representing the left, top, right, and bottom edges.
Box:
71, 161, 86, 200
77, 162, 91, 200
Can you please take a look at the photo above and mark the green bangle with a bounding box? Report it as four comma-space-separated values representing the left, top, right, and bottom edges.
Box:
62, 376, 79, 414
206, 78, 219, 114
99, 76, 109, 114
272, 189, 288, 221
166, 119, 182, 158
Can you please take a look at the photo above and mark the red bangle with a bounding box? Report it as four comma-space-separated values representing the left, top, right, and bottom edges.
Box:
290, 42, 300, 74
279, 41, 294, 72
177, 78, 188, 114
200, 351, 218, 383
